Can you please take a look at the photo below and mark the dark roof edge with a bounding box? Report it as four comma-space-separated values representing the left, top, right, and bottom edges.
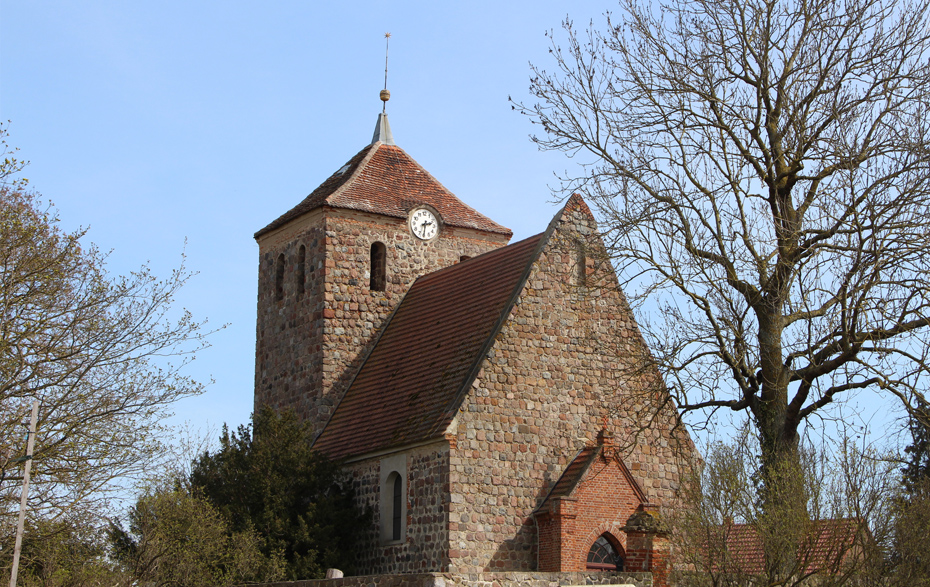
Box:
253, 143, 380, 239
430, 201, 570, 438
532, 446, 594, 515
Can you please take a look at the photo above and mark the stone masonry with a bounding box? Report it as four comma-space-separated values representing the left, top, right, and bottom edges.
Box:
253, 127, 695, 584
255, 207, 506, 439
444, 197, 695, 573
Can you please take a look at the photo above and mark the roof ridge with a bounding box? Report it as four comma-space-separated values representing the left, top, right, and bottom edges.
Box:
325, 142, 383, 205
416, 232, 544, 284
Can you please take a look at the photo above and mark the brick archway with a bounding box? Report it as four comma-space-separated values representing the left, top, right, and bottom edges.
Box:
582, 520, 627, 552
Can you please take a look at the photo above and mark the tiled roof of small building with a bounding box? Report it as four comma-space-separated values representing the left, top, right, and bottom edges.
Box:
547, 446, 601, 500
255, 142, 512, 238
713, 518, 864, 575
313, 231, 545, 459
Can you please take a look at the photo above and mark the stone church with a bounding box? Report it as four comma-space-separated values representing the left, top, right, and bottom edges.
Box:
253, 109, 696, 584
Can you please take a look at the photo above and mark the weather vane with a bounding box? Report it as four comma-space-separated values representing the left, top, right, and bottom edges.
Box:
381, 32, 391, 113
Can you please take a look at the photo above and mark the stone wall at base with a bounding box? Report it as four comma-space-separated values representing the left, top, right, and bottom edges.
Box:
247, 571, 652, 587
344, 444, 451, 574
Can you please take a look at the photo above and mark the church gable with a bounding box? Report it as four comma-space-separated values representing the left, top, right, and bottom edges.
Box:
445, 193, 693, 572
535, 432, 649, 572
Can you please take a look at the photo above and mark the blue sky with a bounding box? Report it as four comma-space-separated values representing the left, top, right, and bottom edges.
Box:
1, 0, 612, 434
1, 1, 902, 454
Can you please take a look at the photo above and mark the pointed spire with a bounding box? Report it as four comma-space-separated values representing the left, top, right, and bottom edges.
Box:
372, 113, 395, 145
372, 33, 395, 145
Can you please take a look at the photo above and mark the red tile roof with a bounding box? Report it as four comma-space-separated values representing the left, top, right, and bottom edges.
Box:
313, 232, 545, 459
255, 142, 512, 238
708, 519, 865, 575
547, 446, 600, 501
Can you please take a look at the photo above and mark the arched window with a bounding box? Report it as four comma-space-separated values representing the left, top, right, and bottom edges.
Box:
392, 473, 403, 541
574, 240, 586, 287
380, 455, 406, 543
274, 253, 286, 301
370, 242, 386, 291
297, 245, 306, 296
586, 534, 624, 571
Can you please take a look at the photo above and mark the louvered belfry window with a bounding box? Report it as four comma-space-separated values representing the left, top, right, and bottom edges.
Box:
371, 242, 387, 292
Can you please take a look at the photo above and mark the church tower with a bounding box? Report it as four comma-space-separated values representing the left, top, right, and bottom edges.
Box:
253, 109, 512, 438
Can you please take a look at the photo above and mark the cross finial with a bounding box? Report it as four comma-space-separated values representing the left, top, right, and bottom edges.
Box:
380, 32, 391, 113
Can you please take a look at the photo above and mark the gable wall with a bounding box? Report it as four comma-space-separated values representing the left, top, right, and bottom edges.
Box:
255, 208, 506, 438
447, 199, 695, 572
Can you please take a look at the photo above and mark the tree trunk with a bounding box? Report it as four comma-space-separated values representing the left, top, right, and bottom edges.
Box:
755, 308, 807, 580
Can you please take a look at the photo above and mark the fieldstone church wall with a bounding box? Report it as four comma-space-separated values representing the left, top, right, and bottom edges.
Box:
246, 571, 654, 587
446, 198, 694, 572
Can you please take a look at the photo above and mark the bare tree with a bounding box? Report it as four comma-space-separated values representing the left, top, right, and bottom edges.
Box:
517, 0, 930, 516
672, 427, 892, 586
0, 127, 216, 536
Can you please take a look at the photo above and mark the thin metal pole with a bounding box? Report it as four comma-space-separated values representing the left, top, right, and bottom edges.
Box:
383, 32, 390, 113
9, 400, 39, 587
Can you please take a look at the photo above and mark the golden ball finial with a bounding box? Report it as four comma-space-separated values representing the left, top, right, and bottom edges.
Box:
380, 89, 391, 102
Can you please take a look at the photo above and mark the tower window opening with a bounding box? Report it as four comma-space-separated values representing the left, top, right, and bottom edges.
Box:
275, 253, 286, 301
297, 245, 306, 296
370, 242, 386, 291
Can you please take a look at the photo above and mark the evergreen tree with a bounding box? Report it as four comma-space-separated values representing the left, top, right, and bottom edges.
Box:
902, 400, 930, 493
190, 407, 369, 580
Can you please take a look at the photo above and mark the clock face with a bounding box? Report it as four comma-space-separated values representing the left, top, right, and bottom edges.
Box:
409, 208, 439, 240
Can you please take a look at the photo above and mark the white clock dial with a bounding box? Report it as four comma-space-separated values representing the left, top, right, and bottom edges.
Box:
410, 208, 439, 240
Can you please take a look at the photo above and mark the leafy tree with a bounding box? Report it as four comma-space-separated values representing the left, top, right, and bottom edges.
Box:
190, 407, 369, 580
517, 0, 930, 529
0, 517, 118, 587
108, 485, 281, 587
0, 126, 214, 531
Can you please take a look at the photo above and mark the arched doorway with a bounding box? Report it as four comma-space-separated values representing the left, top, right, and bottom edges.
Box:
586, 533, 625, 571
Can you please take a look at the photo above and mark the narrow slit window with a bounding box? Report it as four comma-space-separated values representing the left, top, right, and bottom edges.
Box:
391, 473, 403, 541
370, 242, 386, 291
297, 245, 306, 296
275, 254, 286, 301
